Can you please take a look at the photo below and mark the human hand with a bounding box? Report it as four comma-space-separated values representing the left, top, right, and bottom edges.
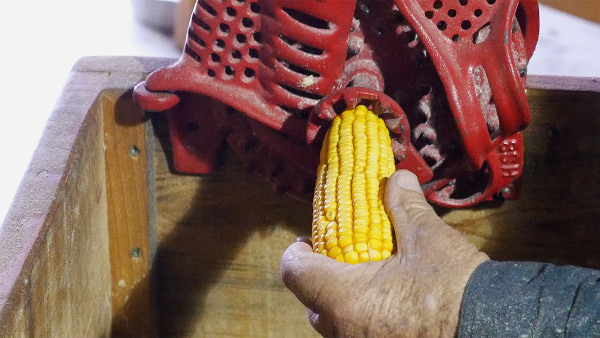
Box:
280, 170, 489, 337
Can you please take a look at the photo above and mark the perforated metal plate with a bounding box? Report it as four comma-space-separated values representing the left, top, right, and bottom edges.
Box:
133, 0, 539, 207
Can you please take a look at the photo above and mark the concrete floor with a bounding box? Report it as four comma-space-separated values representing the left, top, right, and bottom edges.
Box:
1, 2, 599, 224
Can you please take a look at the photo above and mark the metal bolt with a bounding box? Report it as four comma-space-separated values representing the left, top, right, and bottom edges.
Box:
395, 154, 406, 161
130, 247, 142, 258
347, 46, 360, 57
129, 145, 140, 157
518, 68, 527, 77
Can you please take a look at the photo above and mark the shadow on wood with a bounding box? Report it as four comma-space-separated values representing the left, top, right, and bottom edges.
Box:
149, 112, 315, 336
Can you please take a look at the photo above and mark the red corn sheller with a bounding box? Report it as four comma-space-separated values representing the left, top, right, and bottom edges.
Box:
133, 0, 539, 207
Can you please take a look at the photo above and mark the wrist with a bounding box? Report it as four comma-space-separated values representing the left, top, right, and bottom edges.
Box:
435, 251, 489, 335
408, 230, 489, 336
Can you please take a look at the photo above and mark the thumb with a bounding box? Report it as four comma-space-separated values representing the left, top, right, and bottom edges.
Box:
384, 170, 441, 253
280, 241, 342, 312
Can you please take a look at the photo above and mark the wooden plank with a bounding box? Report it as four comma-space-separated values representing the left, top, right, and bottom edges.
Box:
151, 113, 318, 337
539, 0, 600, 24
527, 76, 600, 93
0, 56, 174, 337
0, 70, 112, 336
103, 89, 154, 336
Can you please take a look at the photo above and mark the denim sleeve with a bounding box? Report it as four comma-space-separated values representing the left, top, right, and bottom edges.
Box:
458, 261, 600, 337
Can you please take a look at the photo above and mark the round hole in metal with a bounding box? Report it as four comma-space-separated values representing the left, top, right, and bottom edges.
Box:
219, 23, 230, 35
242, 17, 254, 28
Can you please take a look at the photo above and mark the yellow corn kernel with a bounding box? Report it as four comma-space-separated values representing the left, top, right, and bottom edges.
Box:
338, 235, 353, 249
342, 244, 355, 254
327, 246, 342, 259
316, 242, 325, 254
353, 232, 368, 243
369, 238, 382, 251
311, 105, 396, 264
354, 242, 368, 253
368, 249, 382, 262
344, 251, 359, 265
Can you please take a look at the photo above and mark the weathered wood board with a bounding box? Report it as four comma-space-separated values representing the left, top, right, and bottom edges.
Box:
0, 62, 115, 336
0, 57, 166, 337
539, 0, 600, 24
0, 56, 599, 337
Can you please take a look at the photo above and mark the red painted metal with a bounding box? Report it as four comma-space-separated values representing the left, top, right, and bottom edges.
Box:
133, 0, 539, 207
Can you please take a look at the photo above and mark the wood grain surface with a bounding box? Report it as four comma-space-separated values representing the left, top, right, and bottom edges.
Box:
539, 0, 600, 24
0, 57, 171, 337
151, 113, 317, 336
103, 90, 154, 337
0, 68, 113, 336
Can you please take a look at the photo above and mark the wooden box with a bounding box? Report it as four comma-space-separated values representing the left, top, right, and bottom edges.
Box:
539, 0, 600, 24
1, 56, 600, 337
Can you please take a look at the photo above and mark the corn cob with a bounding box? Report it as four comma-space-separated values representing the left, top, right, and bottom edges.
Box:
312, 105, 396, 264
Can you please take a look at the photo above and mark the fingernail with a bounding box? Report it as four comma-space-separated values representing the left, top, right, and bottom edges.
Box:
296, 237, 313, 246
394, 170, 423, 193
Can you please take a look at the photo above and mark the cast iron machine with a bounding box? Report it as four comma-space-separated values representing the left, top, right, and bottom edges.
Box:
133, 0, 539, 207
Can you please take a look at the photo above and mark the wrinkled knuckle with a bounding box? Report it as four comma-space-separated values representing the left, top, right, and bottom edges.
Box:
386, 203, 408, 221
279, 253, 297, 279
280, 266, 298, 289
405, 204, 436, 223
